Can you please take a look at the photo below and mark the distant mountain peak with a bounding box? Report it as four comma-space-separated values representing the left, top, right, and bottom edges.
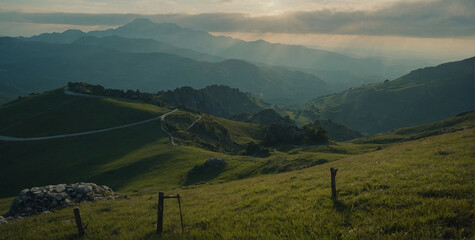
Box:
127, 18, 155, 26
250, 39, 270, 44
122, 18, 182, 32
62, 29, 85, 35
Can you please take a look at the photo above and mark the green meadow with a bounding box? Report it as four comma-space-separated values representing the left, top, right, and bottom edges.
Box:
0, 128, 473, 239
0, 89, 474, 239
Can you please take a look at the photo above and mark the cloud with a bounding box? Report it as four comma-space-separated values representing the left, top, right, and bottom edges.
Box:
1, 0, 474, 38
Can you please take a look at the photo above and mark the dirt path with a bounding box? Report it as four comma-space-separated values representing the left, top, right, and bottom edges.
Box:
0, 110, 177, 142
160, 109, 178, 145
186, 114, 202, 130
0, 87, 199, 145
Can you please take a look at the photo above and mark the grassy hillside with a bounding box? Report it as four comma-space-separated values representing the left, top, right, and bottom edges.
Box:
312, 119, 364, 141
1, 126, 473, 239
303, 57, 474, 134
0, 89, 168, 137
158, 85, 269, 118
0, 89, 354, 198
0, 82, 28, 106
353, 110, 475, 144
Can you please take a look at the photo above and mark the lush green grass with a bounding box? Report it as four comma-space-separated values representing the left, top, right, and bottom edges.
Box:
352, 111, 474, 144
1, 128, 473, 239
1, 88, 473, 239
0, 89, 168, 137
213, 117, 266, 145
301, 58, 474, 134
0, 89, 355, 198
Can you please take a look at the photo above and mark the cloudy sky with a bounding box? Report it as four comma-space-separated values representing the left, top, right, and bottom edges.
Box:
1, 0, 474, 62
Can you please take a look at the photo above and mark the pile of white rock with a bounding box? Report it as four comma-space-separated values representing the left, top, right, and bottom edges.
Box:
3, 183, 118, 220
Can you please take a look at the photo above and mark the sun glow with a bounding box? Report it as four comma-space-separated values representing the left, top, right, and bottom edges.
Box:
210, 32, 475, 61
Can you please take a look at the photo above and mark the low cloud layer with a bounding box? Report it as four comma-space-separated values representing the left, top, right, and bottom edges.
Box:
1, 0, 474, 38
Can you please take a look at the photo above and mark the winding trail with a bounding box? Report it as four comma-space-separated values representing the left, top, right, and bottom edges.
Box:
0, 111, 176, 142
186, 114, 202, 130
161, 113, 201, 146
0, 87, 200, 145
160, 109, 178, 146
0, 88, 178, 142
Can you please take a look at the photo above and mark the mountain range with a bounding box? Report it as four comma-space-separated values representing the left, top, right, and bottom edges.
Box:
0, 18, 473, 137
85, 19, 413, 78
301, 57, 474, 134
0, 37, 328, 105
26, 19, 419, 89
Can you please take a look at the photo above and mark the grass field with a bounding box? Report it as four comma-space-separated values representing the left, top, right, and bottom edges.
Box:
1, 89, 474, 239
0, 89, 358, 198
1, 128, 473, 239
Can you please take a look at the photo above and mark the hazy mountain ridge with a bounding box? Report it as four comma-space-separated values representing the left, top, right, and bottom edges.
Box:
303, 57, 475, 134
0, 37, 327, 104
25, 18, 414, 81
73, 35, 225, 62
85, 18, 409, 78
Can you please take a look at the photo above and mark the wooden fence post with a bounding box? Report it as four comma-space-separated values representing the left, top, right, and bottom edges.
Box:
74, 208, 84, 236
330, 167, 338, 199
177, 194, 184, 233
157, 192, 164, 234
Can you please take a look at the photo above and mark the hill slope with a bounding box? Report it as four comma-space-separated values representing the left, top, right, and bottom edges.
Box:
0, 82, 28, 105
311, 119, 364, 141
304, 57, 475, 134
0, 37, 327, 104
230, 109, 294, 126
0, 89, 342, 198
67, 82, 268, 118
158, 85, 268, 118
1, 123, 473, 239
353, 110, 475, 144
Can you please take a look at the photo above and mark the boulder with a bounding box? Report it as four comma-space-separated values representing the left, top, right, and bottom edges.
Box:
203, 158, 227, 168
0, 216, 7, 225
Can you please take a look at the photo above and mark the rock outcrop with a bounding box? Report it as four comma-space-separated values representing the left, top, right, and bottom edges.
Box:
185, 158, 228, 185
4, 183, 118, 219
201, 158, 227, 168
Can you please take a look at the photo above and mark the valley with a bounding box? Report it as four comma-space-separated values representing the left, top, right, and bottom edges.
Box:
0, 116, 473, 239
0, 13, 474, 240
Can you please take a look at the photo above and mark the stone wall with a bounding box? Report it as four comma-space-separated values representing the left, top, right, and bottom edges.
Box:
3, 183, 118, 221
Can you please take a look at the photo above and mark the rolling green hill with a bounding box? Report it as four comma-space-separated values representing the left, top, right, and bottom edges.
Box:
230, 109, 294, 126
352, 110, 474, 144
67, 82, 269, 118
0, 119, 473, 239
311, 119, 364, 141
0, 88, 348, 198
158, 85, 269, 118
303, 57, 474, 134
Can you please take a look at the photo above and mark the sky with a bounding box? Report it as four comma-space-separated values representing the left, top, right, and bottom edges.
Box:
0, 0, 474, 62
